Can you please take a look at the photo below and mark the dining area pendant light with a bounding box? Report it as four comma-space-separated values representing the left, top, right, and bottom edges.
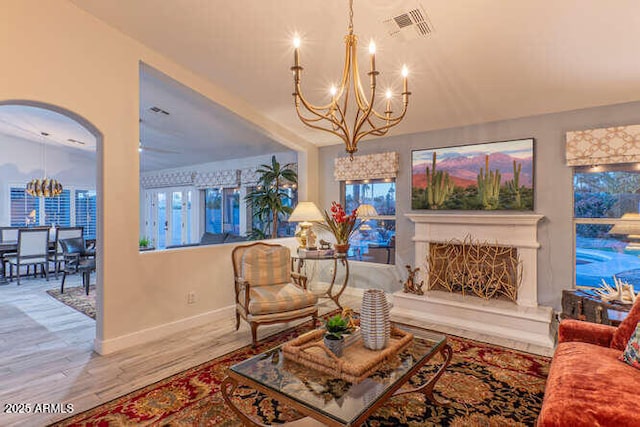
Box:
291, 0, 411, 158
25, 132, 63, 198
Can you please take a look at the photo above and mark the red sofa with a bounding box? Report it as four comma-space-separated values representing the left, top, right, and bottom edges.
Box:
538, 299, 640, 426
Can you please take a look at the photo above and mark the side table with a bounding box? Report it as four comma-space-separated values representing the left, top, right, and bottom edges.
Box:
291, 252, 349, 309
607, 309, 629, 327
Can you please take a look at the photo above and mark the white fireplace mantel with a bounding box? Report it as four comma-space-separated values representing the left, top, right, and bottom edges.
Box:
405, 213, 544, 306
391, 212, 554, 354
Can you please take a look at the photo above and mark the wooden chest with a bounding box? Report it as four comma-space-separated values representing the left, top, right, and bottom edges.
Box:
561, 289, 632, 325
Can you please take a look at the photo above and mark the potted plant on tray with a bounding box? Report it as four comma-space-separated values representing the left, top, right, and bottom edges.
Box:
324, 314, 351, 357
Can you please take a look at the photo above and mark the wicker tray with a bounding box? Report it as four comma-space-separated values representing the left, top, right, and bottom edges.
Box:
282, 326, 414, 383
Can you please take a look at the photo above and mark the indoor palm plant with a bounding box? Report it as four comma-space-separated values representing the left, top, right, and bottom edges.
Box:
245, 155, 297, 239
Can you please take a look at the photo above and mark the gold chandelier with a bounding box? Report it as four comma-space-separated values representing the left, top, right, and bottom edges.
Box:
25, 131, 63, 197
291, 0, 410, 158
26, 178, 63, 197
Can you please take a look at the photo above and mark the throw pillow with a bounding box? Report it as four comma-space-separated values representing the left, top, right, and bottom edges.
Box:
611, 298, 640, 350
619, 322, 640, 369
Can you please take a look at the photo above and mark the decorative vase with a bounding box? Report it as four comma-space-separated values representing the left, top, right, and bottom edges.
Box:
323, 335, 344, 357
360, 289, 390, 350
334, 243, 350, 254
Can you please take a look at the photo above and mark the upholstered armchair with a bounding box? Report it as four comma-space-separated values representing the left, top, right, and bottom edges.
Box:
232, 242, 318, 346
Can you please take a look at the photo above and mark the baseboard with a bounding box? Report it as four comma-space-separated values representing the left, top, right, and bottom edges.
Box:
94, 305, 236, 355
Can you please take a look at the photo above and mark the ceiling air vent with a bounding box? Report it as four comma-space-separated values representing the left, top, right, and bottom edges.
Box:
67, 138, 86, 145
383, 2, 433, 41
149, 106, 170, 115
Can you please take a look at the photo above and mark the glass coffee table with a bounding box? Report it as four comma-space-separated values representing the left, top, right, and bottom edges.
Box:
221, 327, 451, 426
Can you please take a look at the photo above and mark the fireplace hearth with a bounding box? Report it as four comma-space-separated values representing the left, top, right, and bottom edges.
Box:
390, 213, 555, 355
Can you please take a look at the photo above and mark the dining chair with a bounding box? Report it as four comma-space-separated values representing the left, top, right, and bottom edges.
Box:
0, 227, 20, 275
59, 237, 95, 294
5, 228, 50, 285
0, 227, 19, 243
49, 226, 84, 278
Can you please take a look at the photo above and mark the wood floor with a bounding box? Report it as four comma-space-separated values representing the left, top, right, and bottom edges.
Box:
0, 274, 358, 427
0, 274, 553, 427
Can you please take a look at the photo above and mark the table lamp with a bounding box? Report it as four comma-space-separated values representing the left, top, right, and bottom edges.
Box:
609, 213, 640, 250
289, 201, 324, 249
356, 204, 378, 218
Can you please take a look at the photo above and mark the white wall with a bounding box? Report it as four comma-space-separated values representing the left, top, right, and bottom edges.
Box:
1, 0, 318, 354
0, 133, 96, 225
319, 100, 640, 310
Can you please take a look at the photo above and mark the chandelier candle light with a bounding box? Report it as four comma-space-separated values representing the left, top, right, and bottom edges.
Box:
291, 0, 410, 158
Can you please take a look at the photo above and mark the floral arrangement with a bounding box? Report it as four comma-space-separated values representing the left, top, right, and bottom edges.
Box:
319, 202, 360, 244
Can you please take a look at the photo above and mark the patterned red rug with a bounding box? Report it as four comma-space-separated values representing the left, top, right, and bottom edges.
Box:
52, 322, 549, 426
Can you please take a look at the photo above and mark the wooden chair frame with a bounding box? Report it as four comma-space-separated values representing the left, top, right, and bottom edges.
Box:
231, 242, 318, 346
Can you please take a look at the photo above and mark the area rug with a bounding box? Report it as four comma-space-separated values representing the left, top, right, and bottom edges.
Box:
52, 323, 549, 426
46, 285, 96, 320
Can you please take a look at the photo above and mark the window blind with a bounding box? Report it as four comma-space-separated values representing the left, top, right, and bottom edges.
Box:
10, 187, 40, 226
75, 190, 97, 239
44, 189, 71, 227
566, 125, 640, 166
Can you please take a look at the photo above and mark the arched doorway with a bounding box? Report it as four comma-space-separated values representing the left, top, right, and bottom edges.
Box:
0, 100, 102, 354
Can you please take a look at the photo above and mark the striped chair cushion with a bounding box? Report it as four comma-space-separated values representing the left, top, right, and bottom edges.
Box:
240, 283, 318, 315
241, 245, 291, 287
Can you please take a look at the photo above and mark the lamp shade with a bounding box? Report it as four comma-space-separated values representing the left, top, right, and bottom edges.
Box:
289, 201, 324, 223
356, 204, 378, 218
609, 213, 640, 236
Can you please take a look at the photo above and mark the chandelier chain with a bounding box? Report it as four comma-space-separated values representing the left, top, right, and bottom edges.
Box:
348, 0, 354, 34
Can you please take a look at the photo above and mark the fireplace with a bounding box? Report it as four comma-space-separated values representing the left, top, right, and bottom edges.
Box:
390, 213, 555, 355
428, 238, 521, 302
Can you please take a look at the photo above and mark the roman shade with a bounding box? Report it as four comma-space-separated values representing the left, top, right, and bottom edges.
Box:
566, 125, 640, 166
194, 169, 240, 189
334, 152, 399, 181
140, 171, 196, 189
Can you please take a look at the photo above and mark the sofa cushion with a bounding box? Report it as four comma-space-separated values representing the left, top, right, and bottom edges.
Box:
611, 297, 640, 350
241, 245, 291, 287
538, 341, 640, 426
200, 232, 227, 245
224, 233, 247, 243
620, 323, 640, 369
239, 282, 317, 315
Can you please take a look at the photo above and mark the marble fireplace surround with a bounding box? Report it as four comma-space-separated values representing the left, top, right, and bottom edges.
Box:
390, 213, 555, 354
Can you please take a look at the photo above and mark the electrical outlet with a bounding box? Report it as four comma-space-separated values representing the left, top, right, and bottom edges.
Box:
187, 291, 196, 304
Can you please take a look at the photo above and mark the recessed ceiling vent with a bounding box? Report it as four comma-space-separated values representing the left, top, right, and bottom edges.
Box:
149, 106, 170, 115
383, 2, 433, 41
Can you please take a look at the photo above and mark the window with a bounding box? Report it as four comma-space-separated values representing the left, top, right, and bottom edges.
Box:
10, 187, 40, 226
75, 189, 97, 240
204, 188, 240, 234
44, 189, 71, 227
573, 165, 640, 292
341, 179, 396, 264
204, 188, 223, 233
9, 186, 95, 238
